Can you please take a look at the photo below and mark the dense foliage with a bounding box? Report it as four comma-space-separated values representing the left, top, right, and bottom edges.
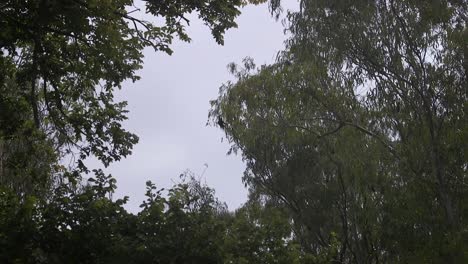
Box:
0, 1, 310, 263
210, 0, 467, 263
0, 171, 314, 263
0, 0, 243, 195
1, 0, 467, 263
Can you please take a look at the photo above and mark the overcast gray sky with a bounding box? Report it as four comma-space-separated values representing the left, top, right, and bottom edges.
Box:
100, 2, 294, 212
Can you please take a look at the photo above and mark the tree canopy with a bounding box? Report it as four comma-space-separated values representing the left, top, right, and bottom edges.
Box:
0, 170, 317, 263
210, 0, 467, 262
0, 1, 313, 263
1, 0, 467, 263
0, 0, 243, 195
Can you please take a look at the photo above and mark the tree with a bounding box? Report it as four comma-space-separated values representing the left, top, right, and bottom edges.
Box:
224, 197, 310, 264
210, 0, 467, 262
133, 172, 229, 264
0, 0, 243, 195
0, 170, 229, 263
1, 168, 314, 263
0, 1, 360, 263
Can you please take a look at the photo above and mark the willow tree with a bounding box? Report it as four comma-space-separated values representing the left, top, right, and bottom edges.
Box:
211, 0, 467, 262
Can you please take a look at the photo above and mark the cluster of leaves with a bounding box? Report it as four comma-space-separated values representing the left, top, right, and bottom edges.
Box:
211, 0, 467, 263
0, 0, 244, 195
0, 171, 320, 264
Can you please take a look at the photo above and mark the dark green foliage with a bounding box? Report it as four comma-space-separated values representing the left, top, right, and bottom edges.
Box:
0, 1, 313, 263
210, 0, 468, 262
0, 0, 243, 194
2, 0, 467, 263
224, 199, 305, 263
0, 171, 311, 263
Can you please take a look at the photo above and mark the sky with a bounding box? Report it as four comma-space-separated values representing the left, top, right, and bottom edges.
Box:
98, 2, 295, 213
